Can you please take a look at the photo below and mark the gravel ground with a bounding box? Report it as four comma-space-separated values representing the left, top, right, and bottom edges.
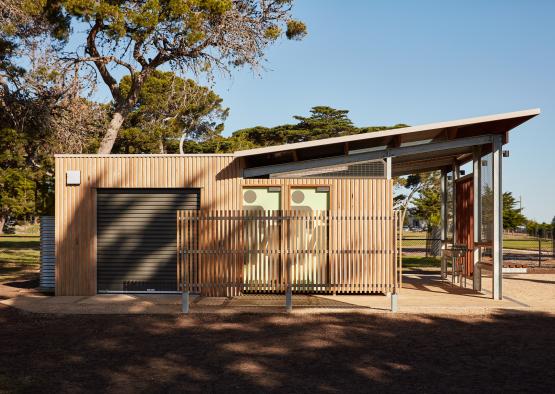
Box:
1, 304, 554, 393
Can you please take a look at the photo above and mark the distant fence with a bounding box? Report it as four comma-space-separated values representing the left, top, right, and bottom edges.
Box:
401, 233, 555, 267
40, 216, 55, 291
177, 210, 401, 297
500, 234, 554, 267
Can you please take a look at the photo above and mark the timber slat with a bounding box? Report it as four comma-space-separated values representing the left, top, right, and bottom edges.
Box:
177, 209, 397, 296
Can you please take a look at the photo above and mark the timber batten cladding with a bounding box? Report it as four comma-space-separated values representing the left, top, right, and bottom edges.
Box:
55, 155, 393, 296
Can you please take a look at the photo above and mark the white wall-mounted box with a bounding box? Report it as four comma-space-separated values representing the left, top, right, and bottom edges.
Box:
66, 170, 81, 185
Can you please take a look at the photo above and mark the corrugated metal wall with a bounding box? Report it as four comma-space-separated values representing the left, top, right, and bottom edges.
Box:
39, 216, 55, 291
55, 155, 393, 296
97, 189, 199, 292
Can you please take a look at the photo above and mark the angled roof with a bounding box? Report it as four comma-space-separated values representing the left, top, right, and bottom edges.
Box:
235, 108, 540, 177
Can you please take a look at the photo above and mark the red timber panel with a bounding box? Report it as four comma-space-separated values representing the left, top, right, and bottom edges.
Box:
455, 177, 474, 275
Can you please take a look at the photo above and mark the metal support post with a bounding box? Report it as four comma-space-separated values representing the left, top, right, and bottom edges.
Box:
285, 285, 292, 313
450, 162, 459, 282
182, 291, 189, 314
473, 146, 482, 291
385, 157, 392, 179
440, 169, 448, 279
285, 256, 292, 312
391, 292, 398, 313
452, 161, 459, 244
539, 238, 542, 268
492, 135, 503, 300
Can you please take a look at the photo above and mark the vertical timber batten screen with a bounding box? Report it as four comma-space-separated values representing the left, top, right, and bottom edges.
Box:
177, 210, 399, 297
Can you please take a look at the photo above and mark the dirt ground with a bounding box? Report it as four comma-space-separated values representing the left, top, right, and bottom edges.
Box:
1, 304, 554, 393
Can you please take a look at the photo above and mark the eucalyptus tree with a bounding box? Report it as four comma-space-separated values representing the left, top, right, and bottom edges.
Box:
114, 70, 228, 154
29, 0, 306, 153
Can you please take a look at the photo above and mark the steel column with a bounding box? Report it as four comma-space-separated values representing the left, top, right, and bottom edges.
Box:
452, 162, 459, 245
285, 285, 292, 312
182, 291, 189, 314
473, 146, 482, 291
391, 292, 398, 312
492, 135, 503, 300
385, 157, 392, 179
440, 169, 449, 279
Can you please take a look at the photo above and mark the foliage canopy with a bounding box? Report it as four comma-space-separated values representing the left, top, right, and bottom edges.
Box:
3, 0, 307, 153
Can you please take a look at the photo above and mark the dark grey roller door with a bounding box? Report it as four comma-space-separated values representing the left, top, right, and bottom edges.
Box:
97, 188, 199, 292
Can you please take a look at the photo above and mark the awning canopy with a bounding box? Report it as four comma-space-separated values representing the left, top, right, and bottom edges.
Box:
235, 109, 540, 177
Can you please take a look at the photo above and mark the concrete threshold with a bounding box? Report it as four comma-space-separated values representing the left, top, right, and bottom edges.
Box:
2, 271, 554, 316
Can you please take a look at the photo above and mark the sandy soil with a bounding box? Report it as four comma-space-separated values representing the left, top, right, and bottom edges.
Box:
1, 304, 554, 393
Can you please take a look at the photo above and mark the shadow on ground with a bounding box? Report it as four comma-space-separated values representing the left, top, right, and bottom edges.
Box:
0, 304, 554, 393
2, 278, 39, 289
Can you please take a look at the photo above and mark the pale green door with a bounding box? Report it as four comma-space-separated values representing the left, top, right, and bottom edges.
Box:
289, 187, 329, 291
242, 187, 281, 290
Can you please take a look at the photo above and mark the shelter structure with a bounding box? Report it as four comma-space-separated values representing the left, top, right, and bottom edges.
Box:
54, 109, 540, 301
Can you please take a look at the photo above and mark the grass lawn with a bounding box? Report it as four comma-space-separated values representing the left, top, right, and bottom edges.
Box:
403, 232, 553, 252
0, 235, 40, 282
402, 256, 441, 268
503, 238, 552, 252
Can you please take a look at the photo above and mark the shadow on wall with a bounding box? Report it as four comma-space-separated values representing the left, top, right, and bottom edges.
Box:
0, 308, 554, 392
215, 158, 242, 181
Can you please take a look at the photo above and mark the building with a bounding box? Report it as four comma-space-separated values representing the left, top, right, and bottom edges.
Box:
54, 109, 540, 300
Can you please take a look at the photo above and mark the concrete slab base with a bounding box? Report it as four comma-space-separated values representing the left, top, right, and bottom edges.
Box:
2, 270, 554, 315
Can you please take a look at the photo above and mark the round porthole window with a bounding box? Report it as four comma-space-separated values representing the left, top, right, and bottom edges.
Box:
291, 190, 305, 204
243, 190, 257, 204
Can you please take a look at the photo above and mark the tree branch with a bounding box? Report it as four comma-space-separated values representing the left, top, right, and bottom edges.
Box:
86, 18, 121, 103
132, 39, 148, 68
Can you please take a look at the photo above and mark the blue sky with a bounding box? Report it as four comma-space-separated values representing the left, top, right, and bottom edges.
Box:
93, 0, 554, 222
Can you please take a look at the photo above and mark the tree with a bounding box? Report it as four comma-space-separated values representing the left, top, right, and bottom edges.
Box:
411, 174, 441, 228
1, 40, 106, 230
27, 0, 306, 153
526, 220, 552, 238
113, 71, 228, 154
503, 192, 526, 230
0, 128, 34, 232
291, 106, 357, 141
1, 40, 107, 158
230, 106, 408, 149
481, 188, 527, 231
394, 172, 439, 225
0, 169, 35, 233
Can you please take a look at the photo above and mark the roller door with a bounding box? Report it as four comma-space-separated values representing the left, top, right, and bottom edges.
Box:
97, 188, 199, 292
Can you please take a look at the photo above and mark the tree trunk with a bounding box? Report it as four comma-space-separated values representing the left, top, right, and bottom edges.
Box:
98, 111, 126, 154
0, 215, 6, 234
